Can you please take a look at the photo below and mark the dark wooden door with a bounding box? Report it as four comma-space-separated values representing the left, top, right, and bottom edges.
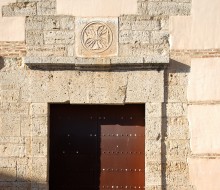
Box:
50, 104, 145, 190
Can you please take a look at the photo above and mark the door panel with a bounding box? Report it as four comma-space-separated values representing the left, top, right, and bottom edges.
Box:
50, 104, 145, 190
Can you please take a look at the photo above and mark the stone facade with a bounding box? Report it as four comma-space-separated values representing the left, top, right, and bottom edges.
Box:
1, 0, 219, 190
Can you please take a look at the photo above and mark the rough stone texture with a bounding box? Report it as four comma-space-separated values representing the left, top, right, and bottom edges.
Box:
0, 0, 195, 189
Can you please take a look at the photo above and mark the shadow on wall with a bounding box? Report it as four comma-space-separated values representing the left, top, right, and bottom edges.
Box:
161, 59, 190, 189
0, 56, 5, 70
0, 172, 48, 189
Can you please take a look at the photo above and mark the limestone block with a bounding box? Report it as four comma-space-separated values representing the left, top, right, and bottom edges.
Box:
32, 116, 48, 136
0, 144, 25, 157
44, 31, 74, 45
21, 115, 31, 137
25, 56, 75, 65
0, 167, 16, 182
26, 30, 44, 45
32, 137, 47, 157
188, 105, 220, 154
0, 103, 29, 115
167, 72, 188, 86
166, 103, 187, 117
25, 137, 32, 156
146, 103, 162, 118
188, 58, 220, 102
119, 30, 150, 44
2, 2, 37, 16
75, 17, 118, 58
146, 140, 161, 161
0, 137, 25, 144
37, 1, 56, 15
69, 72, 127, 104
189, 158, 220, 190
75, 58, 110, 66
166, 140, 190, 161
151, 31, 169, 44
0, 90, 20, 102
60, 16, 75, 30
132, 20, 161, 31
148, 2, 191, 16
166, 172, 189, 186
144, 54, 169, 63
20, 71, 70, 103
146, 117, 162, 140
167, 118, 189, 140
27, 45, 67, 57
126, 71, 164, 103
119, 43, 154, 57
32, 157, 47, 182
26, 16, 60, 30
16, 163, 32, 182
0, 158, 16, 168
0, 114, 20, 136
30, 103, 48, 115
166, 85, 187, 103
110, 57, 143, 64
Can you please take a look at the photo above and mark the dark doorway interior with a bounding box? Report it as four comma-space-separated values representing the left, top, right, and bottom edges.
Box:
49, 104, 145, 190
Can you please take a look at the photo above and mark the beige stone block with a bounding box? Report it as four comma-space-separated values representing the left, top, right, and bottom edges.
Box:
20, 71, 70, 103
30, 103, 48, 115
126, 71, 164, 103
21, 115, 31, 137
166, 140, 190, 161
166, 103, 187, 117
75, 17, 118, 58
32, 116, 48, 136
146, 117, 162, 140
32, 137, 47, 157
0, 158, 16, 168
0, 144, 25, 157
188, 58, 220, 102
0, 114, 20, 136
0, 137, 25, 144
57, 0, 137, 17
32, 157, 47, 182
166, 85, 187, 103
69, 72, 127, 104
189, 158, 220, 190
0, 167, 16, 182
0, 90, 20, 102
146, 103, 162, 118
188, 105, 220, 154
0, 103, 29, 115
17, 165, 32, 182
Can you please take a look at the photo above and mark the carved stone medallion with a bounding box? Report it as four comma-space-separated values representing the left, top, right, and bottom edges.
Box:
81, 22, 113, 53
75, 18, 118, 58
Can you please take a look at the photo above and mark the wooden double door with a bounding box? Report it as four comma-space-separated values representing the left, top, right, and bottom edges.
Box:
50, 104, 145, 190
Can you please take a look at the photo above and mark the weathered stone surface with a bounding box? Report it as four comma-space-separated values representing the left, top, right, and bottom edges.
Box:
2, 2, 37, 16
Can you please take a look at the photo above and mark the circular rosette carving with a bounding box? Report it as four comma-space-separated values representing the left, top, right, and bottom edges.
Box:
81, 22, 113, 53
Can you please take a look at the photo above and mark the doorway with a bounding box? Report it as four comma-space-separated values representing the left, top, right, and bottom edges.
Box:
49, 104, 145, 189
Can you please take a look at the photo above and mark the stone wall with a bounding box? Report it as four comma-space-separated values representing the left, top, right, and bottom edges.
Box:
0, 0, 197, 190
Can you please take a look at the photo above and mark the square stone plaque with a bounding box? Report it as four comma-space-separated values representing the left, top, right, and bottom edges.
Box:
75, 17, 118, 57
